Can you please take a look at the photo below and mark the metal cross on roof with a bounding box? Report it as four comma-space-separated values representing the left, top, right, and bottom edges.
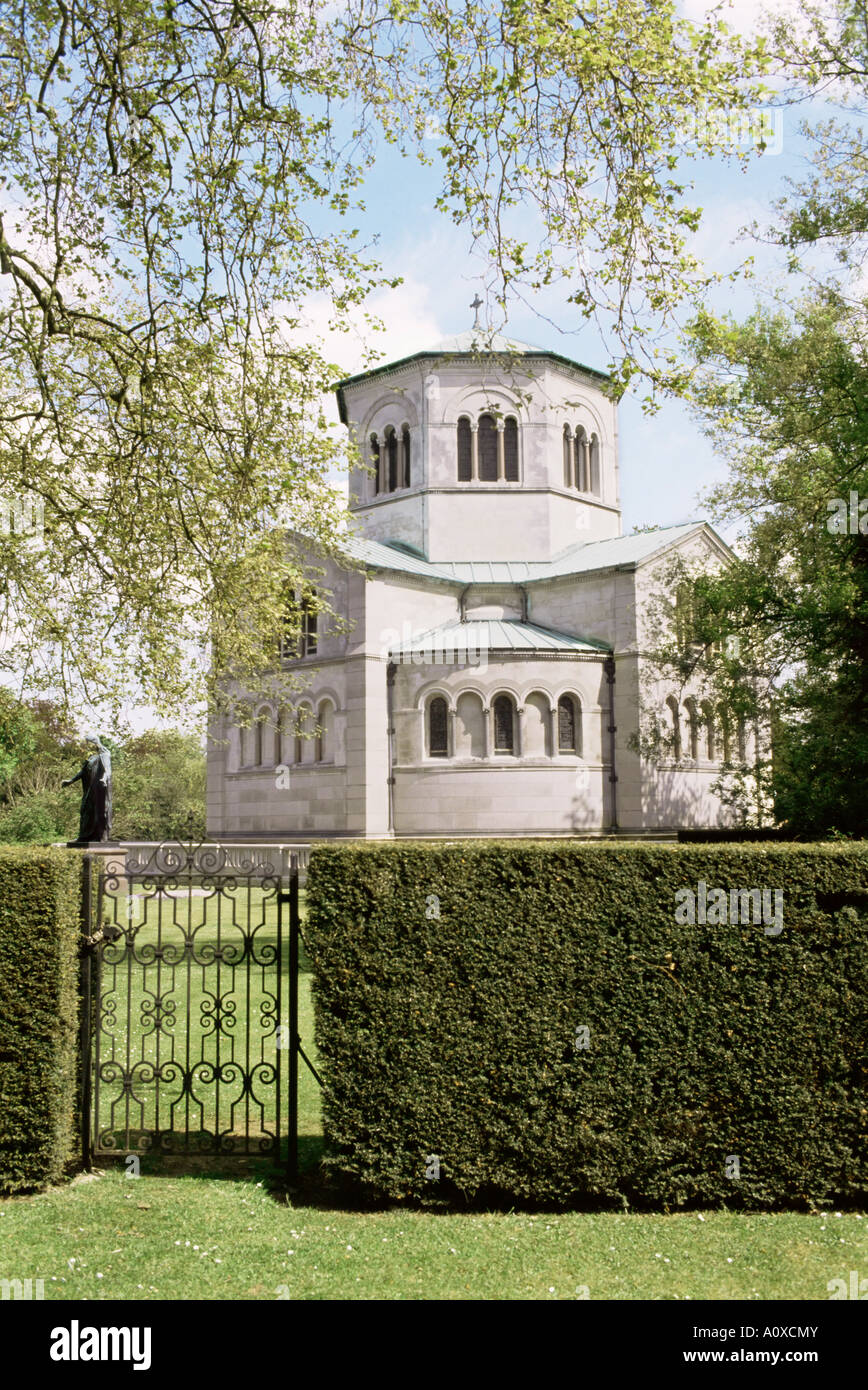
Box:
470, 294, 483, 330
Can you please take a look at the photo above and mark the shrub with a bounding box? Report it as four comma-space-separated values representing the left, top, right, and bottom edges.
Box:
306, 842, 868, 1209
0, 848, 81, 1192
0, 798, 66, 845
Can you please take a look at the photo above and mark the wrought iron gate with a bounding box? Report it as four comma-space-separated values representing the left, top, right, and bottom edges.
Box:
78, 839, 305, 1176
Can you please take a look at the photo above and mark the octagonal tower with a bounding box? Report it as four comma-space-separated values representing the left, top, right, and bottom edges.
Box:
335, 331, 622, 563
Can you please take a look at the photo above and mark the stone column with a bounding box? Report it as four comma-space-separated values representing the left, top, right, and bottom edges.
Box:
470, 421, 479, 480
564, 428, 573, 489
482, 703, 490, 757
496, 420, 505, 480
515, 704, 524, 757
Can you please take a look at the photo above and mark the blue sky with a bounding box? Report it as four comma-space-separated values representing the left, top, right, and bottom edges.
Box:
307, 0, 838, 544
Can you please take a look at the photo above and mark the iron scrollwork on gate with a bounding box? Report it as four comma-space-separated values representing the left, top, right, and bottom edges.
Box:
91, 838, 288, 1157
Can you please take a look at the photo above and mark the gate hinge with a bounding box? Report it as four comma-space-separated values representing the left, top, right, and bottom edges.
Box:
81, 922, 124, 950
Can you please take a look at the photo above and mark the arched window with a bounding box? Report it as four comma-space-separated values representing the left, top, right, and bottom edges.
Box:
316, 700, 333, 762
301, 591, 317, 656
563, 426, 573, 488
478, 413, 498, 481
370, 434, 380, 495
558, 695, 579, 753
257, 708, 278, 767
457, 416, 472, 481
280, 588, 318, 658
493, 694, 515, 753
504, 417, 519, 481
401, 424, 411, 488
666, 696, 681, 760
384, 426, 398, 493
718, 704, 731, 764
589, 435, 601, 495
684, 698, 700, 760
574, 428, 588, 492
279, 593, 294, 660
428, 696, 449, 757
297, 704, 315, 764
701, 700, 716, 760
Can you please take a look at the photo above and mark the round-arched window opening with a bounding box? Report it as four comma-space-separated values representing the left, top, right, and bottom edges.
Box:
428, 696, 449, 756
493, 694, 515, 753
478, 413, 498, 481
558, 695, 579, 753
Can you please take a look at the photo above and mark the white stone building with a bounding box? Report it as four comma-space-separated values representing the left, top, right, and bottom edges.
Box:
206, 331, 745, 839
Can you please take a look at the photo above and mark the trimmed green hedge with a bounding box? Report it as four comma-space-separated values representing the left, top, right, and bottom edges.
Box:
306, 842, 868, 1209
0, 848, 81, 1193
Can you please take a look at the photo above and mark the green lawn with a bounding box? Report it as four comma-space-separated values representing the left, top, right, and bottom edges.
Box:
2, 1171, 864, 1299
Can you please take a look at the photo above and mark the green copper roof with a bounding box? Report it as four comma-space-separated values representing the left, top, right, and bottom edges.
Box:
342, 523, 715, 584
334, 332, 613, 421
387, 618, 611, 658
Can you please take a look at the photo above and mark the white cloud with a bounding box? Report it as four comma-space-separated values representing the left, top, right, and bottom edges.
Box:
680, 0, 794, 32
280, 275, 445, 426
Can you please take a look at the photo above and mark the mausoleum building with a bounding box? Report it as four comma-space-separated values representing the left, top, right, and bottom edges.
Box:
206, 330, 744, 838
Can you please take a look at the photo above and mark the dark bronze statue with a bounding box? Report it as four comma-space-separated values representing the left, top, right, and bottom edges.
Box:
62, 734, 113, 845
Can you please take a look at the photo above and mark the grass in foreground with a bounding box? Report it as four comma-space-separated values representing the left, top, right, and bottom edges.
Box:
1, 1167, 864, 1300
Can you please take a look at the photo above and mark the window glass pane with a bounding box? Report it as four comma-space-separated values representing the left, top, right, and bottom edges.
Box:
302, 591, 317, 656
386, 429, 398, 492
478, 414, 498, 481
429, 696, 448, 755
457, 418, 472, 481
493, 695, 514, 751
280, 596, 297, 659
558, 696, 576, 751
402, 425, 411, 488
504, 418, 519, 481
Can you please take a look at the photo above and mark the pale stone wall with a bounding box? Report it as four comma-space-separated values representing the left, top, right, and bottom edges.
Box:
527, 568, 638, 651
390, 654, 611, 835
630, 531, 745, 830
392, 763, 608, 836
341, 352, 622, 561
208, 561, 464, 838
207, 551, 359, 838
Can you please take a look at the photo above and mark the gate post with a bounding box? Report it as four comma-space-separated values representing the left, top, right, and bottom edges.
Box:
78, 854, 94, 1170
287, 854, 300, 1184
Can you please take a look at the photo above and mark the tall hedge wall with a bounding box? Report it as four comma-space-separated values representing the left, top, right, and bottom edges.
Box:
0, 848, 81, 1193
305, 842, 868, 1209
